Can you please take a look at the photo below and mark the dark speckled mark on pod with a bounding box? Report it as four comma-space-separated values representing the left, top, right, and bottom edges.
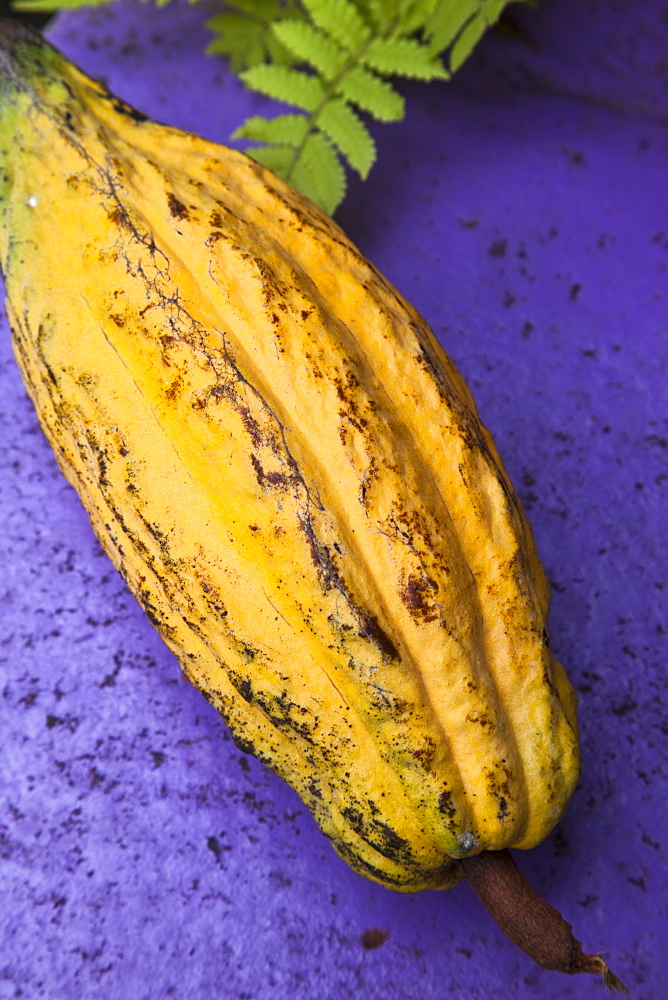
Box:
496, 797, 510, 821
358, 615, 398, 661
438, 787, 457, 829
340, 803, 414, 866
465, 710, 492, 730
167, 192, 189, 220
338, 829, 458, 890
414, 336, 521, 529
83, 427, 111, 488
107, 95, 149, 123
408, 734, 437, 770
227, 728, 256, 757
334, 840, 410, 888
145, 521, 168, 545
297, 512, 398, 662
482, 761, 514, 822
372, 820, 413, 859
226, 661, 323, 745
307, 780, 323, 800
399, 571, 439, 624
229, 673, 253, 705
415, 341, 478, 448
249, 453, 296, 492
138, 591, 167, 631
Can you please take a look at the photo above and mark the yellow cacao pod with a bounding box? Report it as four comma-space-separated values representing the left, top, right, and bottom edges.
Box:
0, 25, 580, 894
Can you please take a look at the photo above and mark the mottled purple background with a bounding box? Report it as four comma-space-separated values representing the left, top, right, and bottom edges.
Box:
0, 2, 666, 998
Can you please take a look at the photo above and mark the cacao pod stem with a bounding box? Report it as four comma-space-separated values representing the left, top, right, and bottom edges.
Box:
457, 849, 627, 994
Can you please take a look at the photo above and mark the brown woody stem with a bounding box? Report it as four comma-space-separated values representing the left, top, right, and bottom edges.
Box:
457, 849, 627, 995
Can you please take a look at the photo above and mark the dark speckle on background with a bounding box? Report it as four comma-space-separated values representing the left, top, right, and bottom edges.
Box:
0, 1, 666, 998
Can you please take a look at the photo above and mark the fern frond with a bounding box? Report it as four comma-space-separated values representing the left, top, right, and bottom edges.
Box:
482, 0, 508, 20
337, 65, 404, 120
241, 126, 346, 214
424, 0, 478, 56
247, 143, 296, 177
301, 0, 371, 51
362, 36, 448, 79
289, 131, 347, 213
207, 14, 273, 72
207, 0, 303, 72
449, 10, 487, 71
222, 0, 283, 16
271, 19, 348, 79
318, 98, 376, 177
13, 0, 104, 9
232, 113, 309, 146
358, 0, 396, 29
397, 0, 439, 34
239, 64, 325, 112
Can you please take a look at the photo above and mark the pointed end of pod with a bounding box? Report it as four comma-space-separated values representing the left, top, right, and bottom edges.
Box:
0, 18, 46, 83
0, 20, 50, 258
457, 849, 627, 994
0, 19, 76, 120
0, 17, 40, 46
0, 19, 52, 136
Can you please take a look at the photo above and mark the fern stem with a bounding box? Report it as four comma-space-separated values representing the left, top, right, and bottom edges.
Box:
282, 11, 400, 185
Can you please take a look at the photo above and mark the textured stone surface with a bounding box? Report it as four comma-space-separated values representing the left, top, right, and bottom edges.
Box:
0, 2, 665, 998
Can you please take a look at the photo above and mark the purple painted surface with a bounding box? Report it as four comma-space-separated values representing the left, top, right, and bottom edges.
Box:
0, 2, 666, 998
